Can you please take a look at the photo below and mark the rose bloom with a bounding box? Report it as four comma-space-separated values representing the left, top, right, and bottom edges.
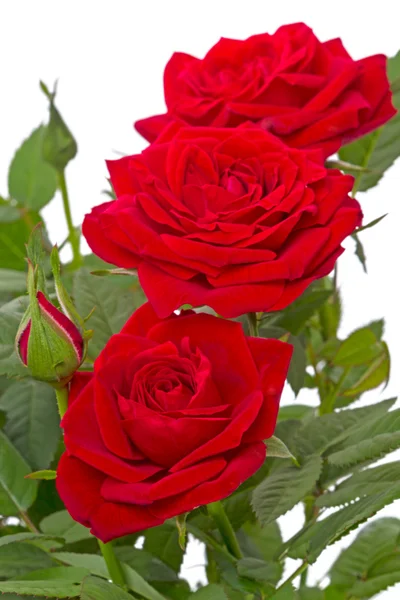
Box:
83, 124, 362, 319
56, 303, 292, 541
135, 23, 395, 156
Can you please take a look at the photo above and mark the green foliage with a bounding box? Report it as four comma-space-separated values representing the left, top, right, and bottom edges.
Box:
0, 295, 30, 377
0, 580, 80, 597
40, 510, 92, 545
189, 584, 228, 599
0, 542, 55, 578
80, 576, 135, 600
0, 270, 28, 294
40, 81, 78, 172
143, 522, 185, 573
0, 430, 37, 515
0, 379, 60, 469
73, 268, 145, 359
252, 455, 322, 525
339, 51, 400, 192
8, 126, 58, 211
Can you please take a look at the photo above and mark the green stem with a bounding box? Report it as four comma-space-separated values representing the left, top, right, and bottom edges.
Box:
55, 385, 127, 589
55, 387, 69, 419
207, 501, 242, 559
274, 561, 308, 592
20, 511, 39, 533
57, 170, 82, 269
98, 540, 127, 589
247, 312, 259, 337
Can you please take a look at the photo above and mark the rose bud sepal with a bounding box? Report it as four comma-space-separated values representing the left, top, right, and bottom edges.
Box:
15, 261, 84, 388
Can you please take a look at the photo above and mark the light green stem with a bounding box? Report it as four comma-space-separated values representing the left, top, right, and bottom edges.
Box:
57, 170, 82, 269
247, 312, 259, 337
207, 501, 242, 559
98, 540, 127, 589
274, 561, 308, 592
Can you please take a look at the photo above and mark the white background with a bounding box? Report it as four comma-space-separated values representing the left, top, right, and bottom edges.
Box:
0, 1, 399, 597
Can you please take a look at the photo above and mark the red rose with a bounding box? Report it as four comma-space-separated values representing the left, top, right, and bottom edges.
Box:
83, 125, 362, 319
56, 303, 292, 542
135, 23, 395, 156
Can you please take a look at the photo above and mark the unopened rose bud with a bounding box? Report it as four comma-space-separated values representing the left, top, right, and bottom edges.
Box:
15, 250, 88, 388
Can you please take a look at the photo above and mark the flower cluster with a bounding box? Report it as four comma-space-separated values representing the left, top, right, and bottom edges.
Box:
56, 23, 395, 541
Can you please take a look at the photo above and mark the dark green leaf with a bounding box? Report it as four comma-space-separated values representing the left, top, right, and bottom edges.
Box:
316, 462, 400, 508
287, 335, 307, 396
288, 487, 400, 562
237, 557, 280, 583
8, 126, 58, 211
278, 405, 315, 422
73, 268, 145, 359
297, 588, 324, 600
0, 430, 37, 515
0, 295, 30, 378
252, 455, 322, 525
40, 510, 91, 545
0, 532, 63, 548
274, 288, 332, 335
80, 576, 135, 600
144, 522, 184, 573
0, 380, 60, 469
353, 233, 367, 271
0, 542, 55, 578
41, 84, 77, 172
114, 546, 178, 582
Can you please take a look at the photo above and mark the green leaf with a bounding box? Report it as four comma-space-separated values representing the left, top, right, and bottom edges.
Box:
269, 584, 295, 599
0, 430, 37, 515
73, 268, 145, 359
80, 576, 135, 600
329, 518, 400, 588
349, 571, 400, 597
0, 198, 20, 223
15, 566, 89, 582
0, 211, 42, 271
277, 405, 314, 422
273, 287, 332, 335
339, 51, 400, 193
342, 341, 390, 397
252, 455, 322, 525
144, 522, 184, 572
0, 380, 60, 469
114, 546, 178, 582
222, 489, 255, 530
41, 83, 78, 172
0, 542, 55, 578
8, 126, 58, 211
287, 335, 307, 396
0, 532, 63, 548
54, 552, 166, 600
0, 580, 80, 598
265, 436, 298, 463
237, 557, 280, 583
334, 327, 382, 367
288, 487, 400, 562
0, 270, 28, 294
353, 233, 367, 272
26, 469, 57, 480
357, 213, 387, 233
326, 409, 400, 468
0, 295, 30, 377
293, 397, 395, 458
40, 510, 92, 545
316, 462, 400, 508
297, 589, 324, 600
189, 584, 228, 600
239, 521, 282, 564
